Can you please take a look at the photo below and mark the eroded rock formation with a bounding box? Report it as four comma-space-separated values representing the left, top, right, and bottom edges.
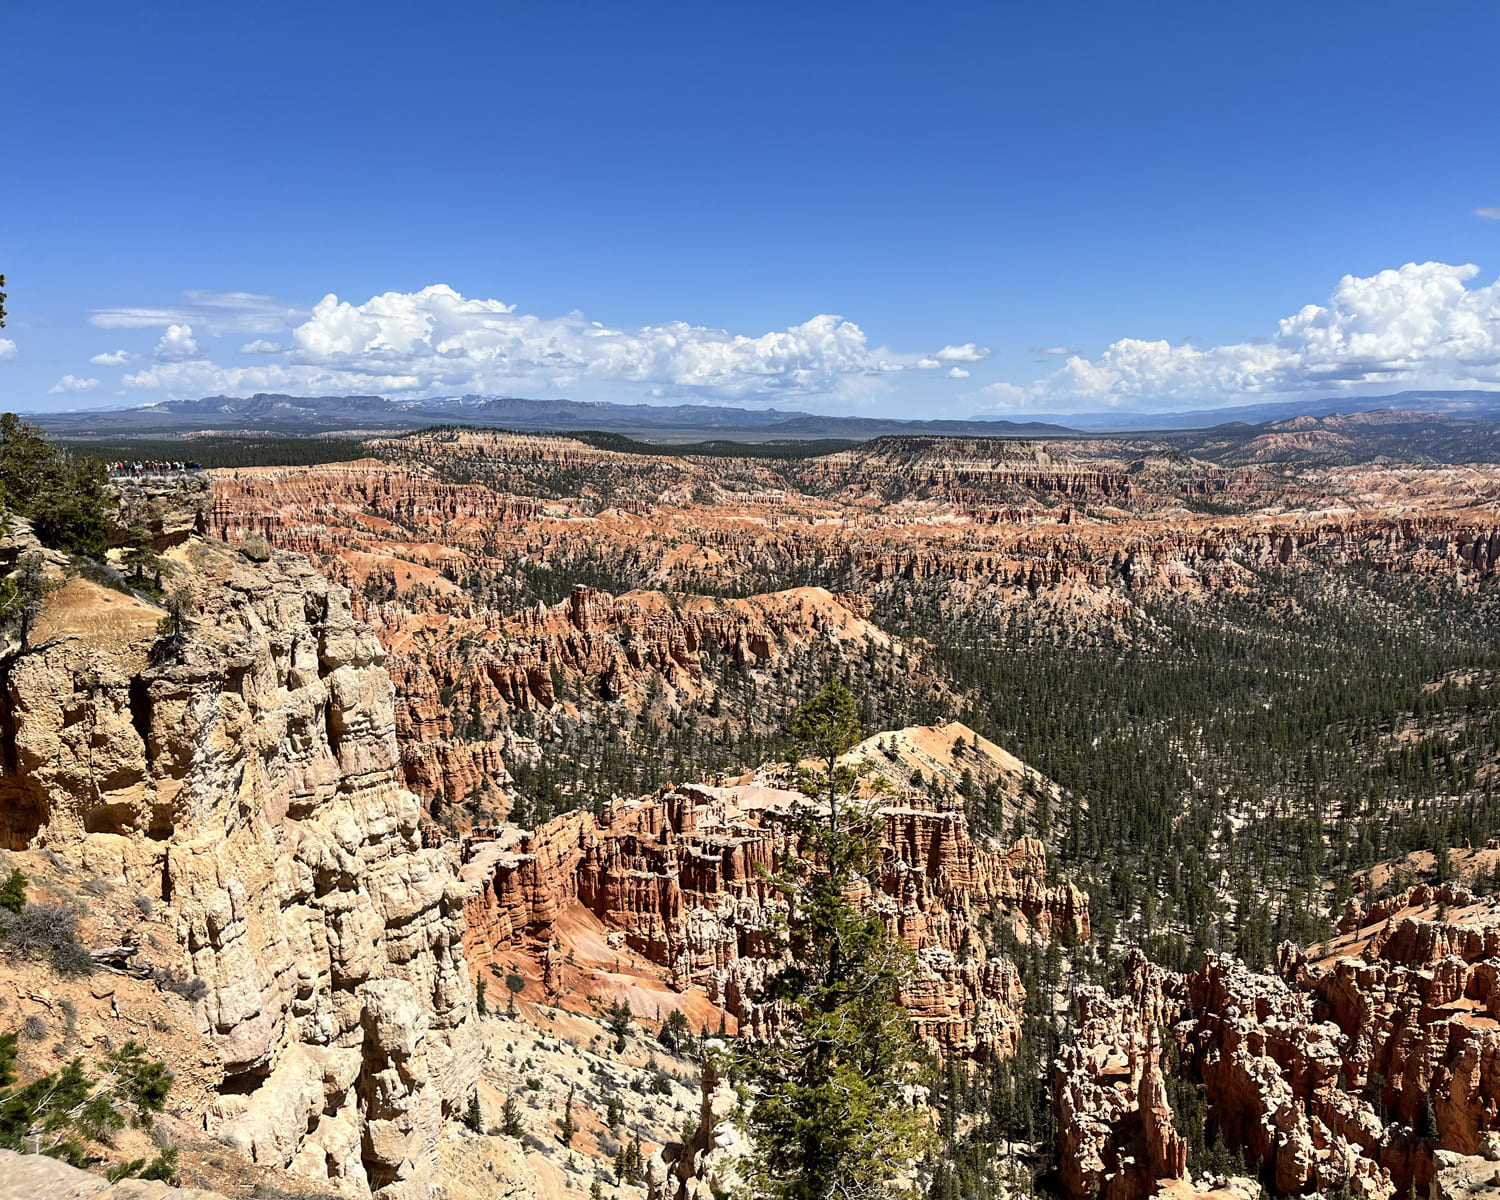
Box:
197, 439, 1500, 838
110, 471, 213, 548
0, 537, 478, 1199
646, 1049, 749, 1200
461, 748, 1087, 1062
1054, 887, 1500, 1200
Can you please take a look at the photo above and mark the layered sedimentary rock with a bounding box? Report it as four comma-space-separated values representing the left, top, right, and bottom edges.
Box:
1053, 886, 1500, 1200
109, 471, 213, 548
387, 583, 886, 713
203, 439, 1500, 616
204, 443, 1500, 710
461, 750, 1087, 1062
386, 585, 893, 819
210, 459, 902, 804
200, 441, 1500, 828
800, 437, 1149, 505
372, 582, 888, 810
0, 537, 478, 1200
208, 459, 541, 551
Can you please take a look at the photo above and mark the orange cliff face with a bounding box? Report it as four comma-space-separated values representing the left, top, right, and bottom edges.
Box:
210, 457, 905, 810
458, 758, 1087, 1064
204, 440, 1500, 640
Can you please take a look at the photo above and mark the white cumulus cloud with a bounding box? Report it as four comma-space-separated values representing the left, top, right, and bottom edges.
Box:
155, 324, 201, 362
0, 339, 15, 361
947, 367, 970, 379
49, 374, 100, 394
935, 343, 989, 363
979, 261, 1500, 411
119, 283, 971, 403
239, 339, 284, 354
90, 349, 134, 366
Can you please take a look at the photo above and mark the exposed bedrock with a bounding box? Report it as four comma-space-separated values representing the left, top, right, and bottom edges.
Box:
0, 538, 478, 1200
1053, 886, 1500, 1200
461, 776, 1087, 1063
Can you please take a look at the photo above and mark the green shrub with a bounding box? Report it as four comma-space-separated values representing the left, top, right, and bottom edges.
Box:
0, 414, 112, 560
0, 556, 56, 646
0, 1032, 17, 1087
0, 1040, 174, 1170
0, 870, 25, 915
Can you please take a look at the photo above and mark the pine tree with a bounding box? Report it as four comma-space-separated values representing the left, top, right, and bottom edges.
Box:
608, 999, 632, 1052
559, 1085, 576, 1146
0, 868, 26, 915
463, 1092, 482, 1132
476, 979, 487, 1015
733, 681, 936, 1200
0, 1032, 19, 1088
616, 1132, 645, 1184
0, 415, 111, 560
120, 521, 164, 588
501, 1095, 524, 1138
1419, 1093, 1439, 1139
659, 1008, 691, 1053
153, 587, 195, 650
0, 553, 56, 649
0, 1041, 174, 1166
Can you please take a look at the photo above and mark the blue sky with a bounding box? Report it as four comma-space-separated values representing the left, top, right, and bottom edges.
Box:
2, 0, 1498, 417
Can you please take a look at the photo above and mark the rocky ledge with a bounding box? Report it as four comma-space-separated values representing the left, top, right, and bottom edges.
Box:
108, 472, 212, 548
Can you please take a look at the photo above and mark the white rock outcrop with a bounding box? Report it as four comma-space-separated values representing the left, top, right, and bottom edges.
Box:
0, 538, 478, 1200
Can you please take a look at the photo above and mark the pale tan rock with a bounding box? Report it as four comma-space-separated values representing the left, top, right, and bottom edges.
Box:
0, 1148, 227, 1200
108, 473, 212, 548
1433, 1149, 1500, 1200
648, 1048, 748, 1200
0, 538, 479, 1200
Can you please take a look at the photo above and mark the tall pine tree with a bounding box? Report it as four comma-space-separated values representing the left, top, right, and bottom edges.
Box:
733, 681, 935, 1200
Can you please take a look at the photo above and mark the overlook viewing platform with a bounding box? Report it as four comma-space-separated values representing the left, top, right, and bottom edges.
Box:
107, 460, 206, 476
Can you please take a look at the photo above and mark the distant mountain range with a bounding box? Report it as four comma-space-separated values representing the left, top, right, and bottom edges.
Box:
29, 392, 1078, 440
1067, 390, 1500, 431
25, 387, 1500, 441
